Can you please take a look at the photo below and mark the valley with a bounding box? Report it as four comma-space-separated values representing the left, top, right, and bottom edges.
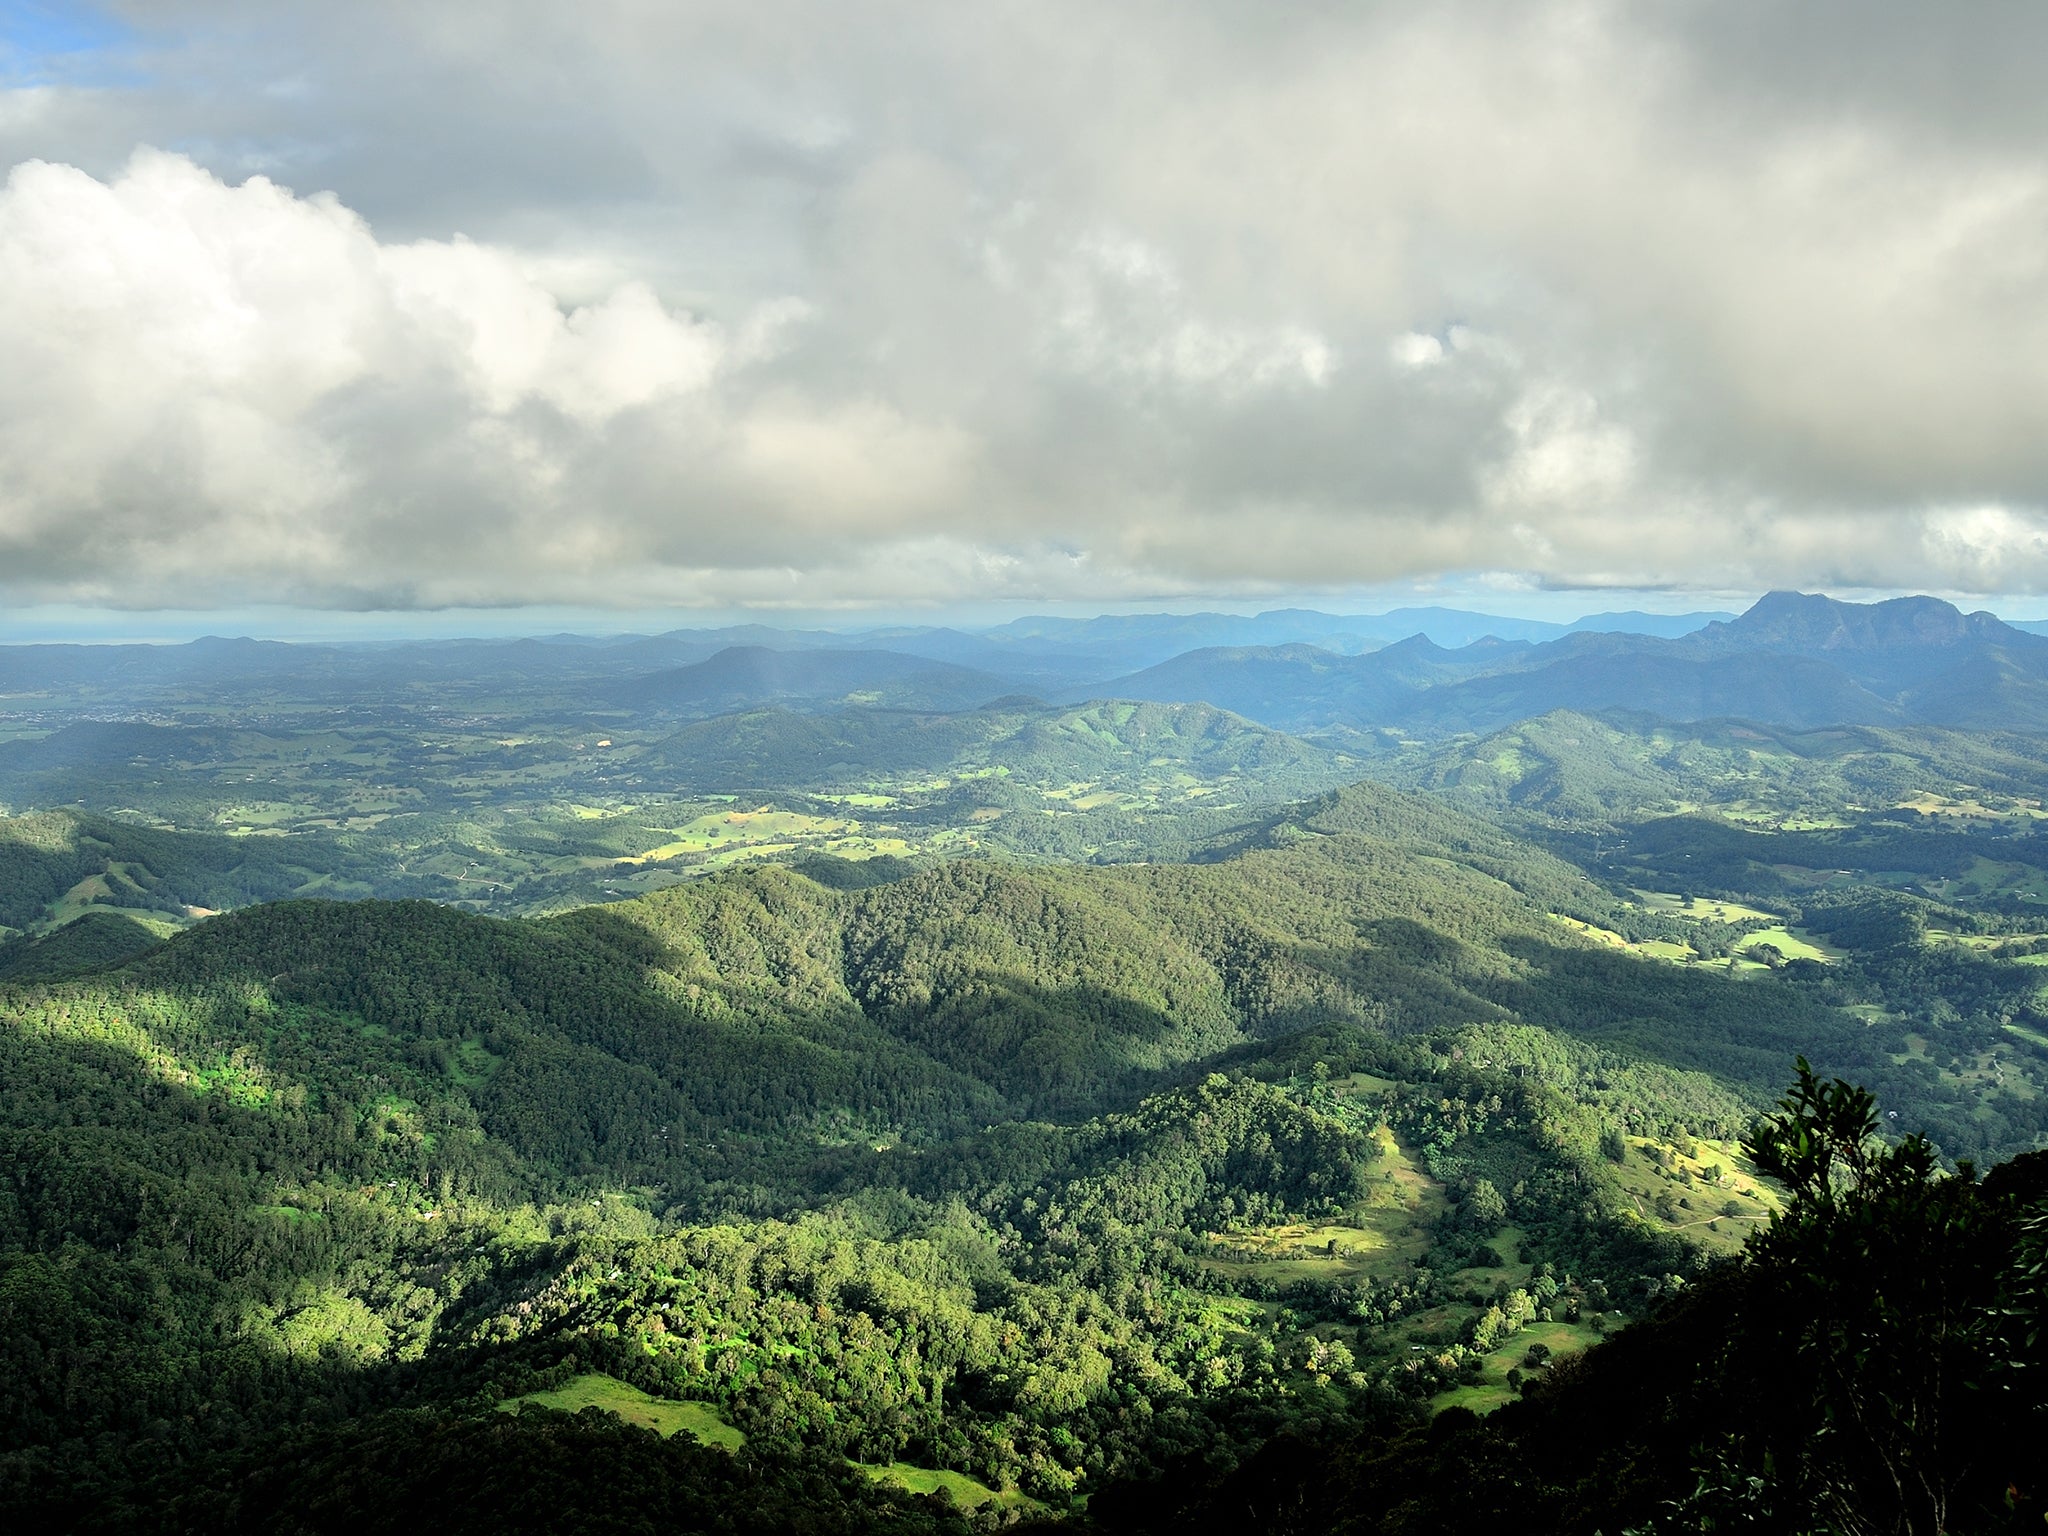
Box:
0, 699, 1365, 923
1, 592, 2045, 1532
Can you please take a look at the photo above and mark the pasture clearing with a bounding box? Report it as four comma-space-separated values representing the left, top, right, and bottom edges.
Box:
1550, 914, 1705, 966
1897, 791, 2048, 824
1715, 804, 1858, 831
1432, 1316, 1612, 1416
853, 1462, 1046, 1513
1199, 1127, 1443, 1283
498, 1372, 743, 1448
1633, 891, 1779, 923
1558, 897, 1836, 973
42, 867, 188, 937
1733, 925, 1839, 964
2006, 1022, 2048, 1058
630, 808, 854, 862
1332, 1071, 1397, 1097
1606, 1135, 1778, 1254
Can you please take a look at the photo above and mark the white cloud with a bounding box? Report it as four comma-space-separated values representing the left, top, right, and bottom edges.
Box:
1047, 232, 1337, 395
1389, 333, 1445, 370
2, 1, 2048, 609
1483, 384, 1638, 515
0, 150, 935, 604
380, 244, 723, 419
1918, 505, 2048, 590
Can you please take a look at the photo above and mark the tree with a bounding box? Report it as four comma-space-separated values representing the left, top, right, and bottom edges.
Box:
1712, 1058, 2043, 1535
1465, 1178, 1508, 1231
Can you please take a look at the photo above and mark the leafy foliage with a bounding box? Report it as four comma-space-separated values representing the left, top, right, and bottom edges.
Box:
1153, 1069, 2048, 1536
4, 758, 2046, 1532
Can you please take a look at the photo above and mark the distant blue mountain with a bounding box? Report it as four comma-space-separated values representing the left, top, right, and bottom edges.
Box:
1071, 592, 2048, 733
8, 595, 2047, 735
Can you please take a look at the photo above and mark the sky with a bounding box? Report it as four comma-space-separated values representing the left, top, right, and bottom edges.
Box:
3, 1, 2048, 636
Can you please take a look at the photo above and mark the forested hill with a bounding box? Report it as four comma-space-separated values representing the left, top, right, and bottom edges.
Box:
5, 773, 2016, 1214
1378, 708, 2048, 824
4, 773, 2043, 1530
9, 776, 1882, 1182
646, 697, 1353, 791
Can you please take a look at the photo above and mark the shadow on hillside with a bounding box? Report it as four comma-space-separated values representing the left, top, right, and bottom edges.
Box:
858, 971, 1249, 1120
565, 892, 1272, 1125
1173, 917, 1875, 1107
0, 1005, 848, 1532
0, 910, 163, 981
47, 897, 1266, 1191
1488, 932, 1875, 1090
0, 1017, 543, 1517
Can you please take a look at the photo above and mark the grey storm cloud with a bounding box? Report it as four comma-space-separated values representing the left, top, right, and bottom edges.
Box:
3, 0, 2048, 610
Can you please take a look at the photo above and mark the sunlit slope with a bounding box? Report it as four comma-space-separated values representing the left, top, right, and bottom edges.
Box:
647, 697, 1356, 791
3, 774, 2031, 1527
0, 808, 378, 939
4, 778, 1908, 1190
1384, 708, 2048, 823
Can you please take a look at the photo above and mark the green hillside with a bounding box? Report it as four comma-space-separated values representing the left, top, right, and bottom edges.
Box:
1385, 708, 2048, 825
2, 774, 2043, 1530
650, 698, 1353, 790
0, 808, 396, 936
0, 700, 1363, 922
22, 777, 1922, 1160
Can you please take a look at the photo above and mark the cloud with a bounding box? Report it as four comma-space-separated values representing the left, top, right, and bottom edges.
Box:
0, 1, 2045, 609
1046, 233, 1337, 394
0, 150, 745, 604
1388, 334, 1445, 372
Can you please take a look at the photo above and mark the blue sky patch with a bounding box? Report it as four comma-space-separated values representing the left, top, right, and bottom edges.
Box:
1, 1, 141, 88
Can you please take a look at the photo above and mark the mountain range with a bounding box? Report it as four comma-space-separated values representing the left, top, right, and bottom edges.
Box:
0, 604, 1727, 714
1078, 592, 2048, 733
6, 592, 2048, 736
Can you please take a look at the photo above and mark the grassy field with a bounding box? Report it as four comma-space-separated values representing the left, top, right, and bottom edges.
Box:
1634, 891, 1779, 923
30, 867, 187, 939
628, 808, 857, 864
1198, 1126, 1444, 1284
1556, 894, 1838, 975
1556, 914, 1701, 964
1432, 1316, 1613, 1415
1717, 807, 1858, 831
852, 1462, 1047, 1513
1897, 791, 2048, 824
498, 1372, 744, 1448
1380, 1216, 1623, 1417
1607, 1135, 1779, 1255
1332, 1070, 1398, 1097
1733, 924, 1840, 963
